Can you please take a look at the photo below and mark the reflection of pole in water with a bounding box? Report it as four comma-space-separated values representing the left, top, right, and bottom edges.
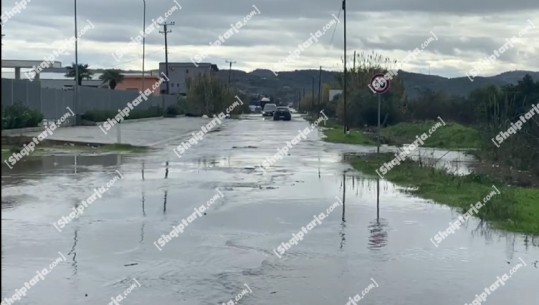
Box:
67, 228, 79, 275
74, 154, 77, 174
142, 161, 145, 181
340, 171, 346, 249
163, 190, 168, 213
140, 223, 145, 243
369, 177, 388, 250
376, 178, 380, 222
141, 191, 146, 217
318, 153, 321, 179
342, 172, 346, 222
165, 161, 169, 179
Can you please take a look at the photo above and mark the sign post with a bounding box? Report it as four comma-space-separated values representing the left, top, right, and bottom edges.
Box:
368, 74, 391, 154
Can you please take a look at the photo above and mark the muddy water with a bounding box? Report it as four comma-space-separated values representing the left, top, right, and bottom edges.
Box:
2, 114, 538, 305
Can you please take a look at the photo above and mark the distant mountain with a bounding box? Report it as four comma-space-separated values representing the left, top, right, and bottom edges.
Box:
22, 66, 533, 104
216, 69, 538, 104
399, 70, 539, 99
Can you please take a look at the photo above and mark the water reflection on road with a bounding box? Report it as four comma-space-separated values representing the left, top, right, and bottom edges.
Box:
2, 114, 537, 305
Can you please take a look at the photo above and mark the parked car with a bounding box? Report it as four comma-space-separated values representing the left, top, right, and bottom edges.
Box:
273, 107, 291, 121
262, 103, 277, 117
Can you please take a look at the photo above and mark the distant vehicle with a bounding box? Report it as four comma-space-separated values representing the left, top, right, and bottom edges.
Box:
249, 105, 261, 112
273, 106, 291, 121
259, 97, 272, 110
249, 100, 262, 113
262, 103, 277, 117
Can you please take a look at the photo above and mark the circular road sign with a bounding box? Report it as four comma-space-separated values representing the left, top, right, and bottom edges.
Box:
369, 73, 391, 94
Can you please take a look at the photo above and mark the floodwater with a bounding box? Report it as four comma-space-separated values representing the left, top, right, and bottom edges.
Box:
2, 114, 538, 305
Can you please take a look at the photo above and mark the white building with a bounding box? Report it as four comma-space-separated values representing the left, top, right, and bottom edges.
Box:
159, 62, 219, 96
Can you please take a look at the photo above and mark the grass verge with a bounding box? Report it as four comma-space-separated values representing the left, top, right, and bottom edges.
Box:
1, 142, 149, 158
321, 120, 481, 150
351, 153, 539, 235
381, 121, 482, 149
101, 144, 149, 153
323, 128, 374, 145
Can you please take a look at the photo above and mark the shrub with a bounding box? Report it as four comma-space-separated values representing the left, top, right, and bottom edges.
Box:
165, 105, 179, 117
81, 106, 163, 122
2, 104, 43, 129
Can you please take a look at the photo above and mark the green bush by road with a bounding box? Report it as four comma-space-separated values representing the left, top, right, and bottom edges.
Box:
81, 106, 163, 122
2, 104, 43, 129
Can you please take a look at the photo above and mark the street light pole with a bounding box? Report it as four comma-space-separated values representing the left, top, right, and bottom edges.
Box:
73, 0, 79, 125
142, 0, 146, 90
342, 0, 347, 134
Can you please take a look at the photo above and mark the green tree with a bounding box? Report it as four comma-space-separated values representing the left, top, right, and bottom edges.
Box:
185, 74, 249, 116
99, 69, 124, 89
334, 50, 405, 127
65, 63, 93, 85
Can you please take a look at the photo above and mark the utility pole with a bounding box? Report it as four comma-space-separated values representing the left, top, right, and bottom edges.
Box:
318, 66, 322, 106
225, 59, 236, 89
353, 50, 356, 83
342, 0, 347, 134
311, 76, 315, 111
73, 0, 79, 125
159, 21, 175, 94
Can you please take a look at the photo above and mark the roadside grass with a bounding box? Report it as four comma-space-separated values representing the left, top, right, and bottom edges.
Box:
2, 148, 13, 160
319, 120, 481, 150
320, 118, 342, 129
101, 144, 149, 153
351, 153, 539, 235
323, 128, 374, 145
1, 143, 149, 158
382, 121, 482, 149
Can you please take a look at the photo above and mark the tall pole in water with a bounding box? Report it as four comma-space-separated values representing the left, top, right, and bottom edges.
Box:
342, 0, 347, 134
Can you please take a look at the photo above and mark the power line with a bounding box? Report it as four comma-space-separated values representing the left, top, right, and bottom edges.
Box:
329, 6, 343, 46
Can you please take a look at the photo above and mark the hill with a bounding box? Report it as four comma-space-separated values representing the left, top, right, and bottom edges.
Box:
215, 69, 539, 104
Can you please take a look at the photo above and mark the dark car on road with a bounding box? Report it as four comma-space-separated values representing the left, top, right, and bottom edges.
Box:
273, 107, 291, 121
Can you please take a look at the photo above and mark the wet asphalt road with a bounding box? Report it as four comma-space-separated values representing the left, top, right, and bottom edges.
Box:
2, 114, 538, 305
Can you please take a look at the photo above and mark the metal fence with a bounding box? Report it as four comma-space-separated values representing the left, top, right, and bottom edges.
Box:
2, 78, 177, 124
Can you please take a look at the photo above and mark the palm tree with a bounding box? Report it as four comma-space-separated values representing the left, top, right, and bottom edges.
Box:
99, 69, 125, 90
65, 63, 93, 86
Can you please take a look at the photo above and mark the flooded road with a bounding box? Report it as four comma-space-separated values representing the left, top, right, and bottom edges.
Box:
2, 114, 538, 305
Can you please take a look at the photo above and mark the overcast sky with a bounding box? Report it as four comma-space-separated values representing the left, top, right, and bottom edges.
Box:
1, 0, 538, 78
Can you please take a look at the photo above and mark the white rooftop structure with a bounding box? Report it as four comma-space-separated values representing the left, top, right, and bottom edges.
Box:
1, 59, 62, 80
